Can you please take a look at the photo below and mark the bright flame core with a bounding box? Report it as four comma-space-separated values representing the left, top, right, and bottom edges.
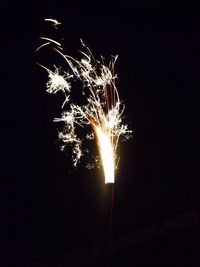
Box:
95, 126, 115, 184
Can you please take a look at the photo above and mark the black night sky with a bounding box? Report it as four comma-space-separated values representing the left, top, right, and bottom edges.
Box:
1, 1, 200, 266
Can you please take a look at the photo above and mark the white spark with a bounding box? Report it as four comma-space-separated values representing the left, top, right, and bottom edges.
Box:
39, 37, 62, 47
45, 18, 62, 27
46, 67, 72, 95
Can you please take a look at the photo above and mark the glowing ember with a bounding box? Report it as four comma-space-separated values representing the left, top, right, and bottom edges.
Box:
36, 19, 132, 183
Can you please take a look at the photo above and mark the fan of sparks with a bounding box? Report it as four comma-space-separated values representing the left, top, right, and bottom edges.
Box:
37, 19, 132, 183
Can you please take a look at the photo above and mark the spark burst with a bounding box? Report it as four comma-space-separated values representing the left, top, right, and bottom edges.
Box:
37, 19, 132, 183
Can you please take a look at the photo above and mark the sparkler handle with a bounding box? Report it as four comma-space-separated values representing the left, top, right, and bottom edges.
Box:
100, 183, 115, 267
108, 183, 115, 253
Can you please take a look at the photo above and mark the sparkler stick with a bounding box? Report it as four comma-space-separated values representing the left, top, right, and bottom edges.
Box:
36, 18, 132, 266
100, 182, 115, 267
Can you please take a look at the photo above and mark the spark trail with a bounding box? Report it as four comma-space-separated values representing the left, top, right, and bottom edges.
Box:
37, 19, 132, 183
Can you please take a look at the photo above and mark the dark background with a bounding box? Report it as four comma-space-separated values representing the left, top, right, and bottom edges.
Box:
1, 0, 200, 266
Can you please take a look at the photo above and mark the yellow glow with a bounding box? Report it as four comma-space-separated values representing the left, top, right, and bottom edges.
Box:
95, 126, 115, 184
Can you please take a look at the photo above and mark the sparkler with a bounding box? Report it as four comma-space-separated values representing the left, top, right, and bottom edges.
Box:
36, 19, 132, 266
36, 20, 132, 184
